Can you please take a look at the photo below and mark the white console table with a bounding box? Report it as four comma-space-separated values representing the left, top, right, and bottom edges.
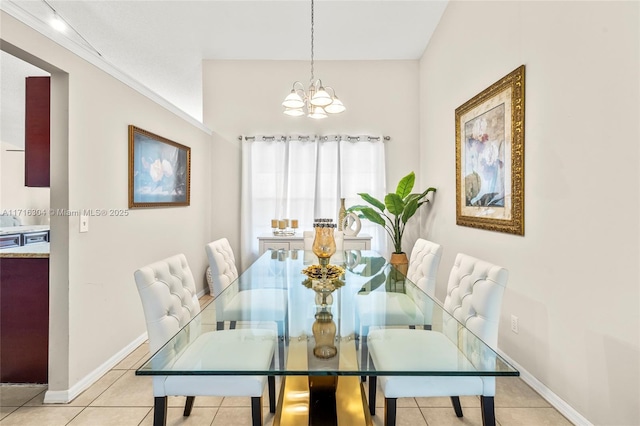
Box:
258, 233, 371, 255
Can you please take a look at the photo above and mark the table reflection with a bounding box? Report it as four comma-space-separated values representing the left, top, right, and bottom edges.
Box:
302, 265, 345, 359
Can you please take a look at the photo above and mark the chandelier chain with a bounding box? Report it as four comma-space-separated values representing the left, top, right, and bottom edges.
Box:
310, 0, 314, 83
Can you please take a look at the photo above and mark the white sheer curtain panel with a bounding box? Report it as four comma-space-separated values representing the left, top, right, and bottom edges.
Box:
339, 137, 387, 255
241, 135, 386, 268
241, 136, 288, 269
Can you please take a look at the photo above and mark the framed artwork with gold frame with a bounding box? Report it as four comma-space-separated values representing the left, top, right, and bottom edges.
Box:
128, 125, 191, 208
455, 65, 525, 235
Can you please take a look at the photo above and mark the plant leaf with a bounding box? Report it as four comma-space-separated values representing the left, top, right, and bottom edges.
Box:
395, 172, 415, 198
385, 193, 405, 216
347, 204, 371, 212
359, 207, 386, 227
418, 187, 437, 198
402, 198, 419, 223
404, 193, 421, 204
357, 193, 385, 212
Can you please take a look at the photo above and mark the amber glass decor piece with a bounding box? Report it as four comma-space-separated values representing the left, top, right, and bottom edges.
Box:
312, 219, 336, 267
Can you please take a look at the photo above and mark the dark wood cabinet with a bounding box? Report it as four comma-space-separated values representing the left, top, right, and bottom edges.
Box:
25, 76, 50, 187
0, 257, 49, 383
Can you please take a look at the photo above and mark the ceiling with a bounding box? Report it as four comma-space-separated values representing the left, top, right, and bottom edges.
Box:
1, 0, 448, 145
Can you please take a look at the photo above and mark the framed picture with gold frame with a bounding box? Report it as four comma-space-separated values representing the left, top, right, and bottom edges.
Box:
128, 125, 191, 208
455, 65, 525, 235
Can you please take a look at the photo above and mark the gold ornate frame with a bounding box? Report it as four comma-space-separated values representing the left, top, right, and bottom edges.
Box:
128, 125, 191, 208
455, 65, 525, 235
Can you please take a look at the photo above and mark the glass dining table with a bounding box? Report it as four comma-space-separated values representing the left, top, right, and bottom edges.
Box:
136, 249, 519, 426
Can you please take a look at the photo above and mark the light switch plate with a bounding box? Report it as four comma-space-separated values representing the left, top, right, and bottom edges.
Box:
80, 215, 89, 233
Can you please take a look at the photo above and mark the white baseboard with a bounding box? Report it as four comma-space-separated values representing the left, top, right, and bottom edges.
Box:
44, 291, 207, 404
44, 332, 148, 404
497, 350, 592, 426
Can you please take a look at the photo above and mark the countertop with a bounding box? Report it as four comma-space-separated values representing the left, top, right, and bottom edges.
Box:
0, 225, 49, 236
0, 242, 50, 258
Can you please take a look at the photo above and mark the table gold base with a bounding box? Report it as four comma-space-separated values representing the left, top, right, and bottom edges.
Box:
273, 339, 372, 426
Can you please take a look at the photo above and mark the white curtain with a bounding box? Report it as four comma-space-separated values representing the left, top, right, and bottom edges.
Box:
240, 135, 387, 269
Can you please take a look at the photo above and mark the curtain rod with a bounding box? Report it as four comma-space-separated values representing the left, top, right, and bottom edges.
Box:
238, 135, 391, 142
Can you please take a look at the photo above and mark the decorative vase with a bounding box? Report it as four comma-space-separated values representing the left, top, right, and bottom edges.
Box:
338, 198, 346, 231
312, 219, 336, 268
342, 212, 361, 237
390, 252, 409, 276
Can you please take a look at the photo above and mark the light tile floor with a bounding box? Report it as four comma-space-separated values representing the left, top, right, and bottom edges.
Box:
1, 297, 573, 425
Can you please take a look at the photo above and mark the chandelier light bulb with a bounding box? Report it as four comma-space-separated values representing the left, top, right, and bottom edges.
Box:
325, 97, 345, 114
284, 107, 305, 117
310, 87, 332, 107
282, 91, 304, 109
308, 106, 328, 119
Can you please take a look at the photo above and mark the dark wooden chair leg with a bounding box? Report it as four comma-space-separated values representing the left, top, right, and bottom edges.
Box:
360, 325, 369, 382
368, 376, 377, 415
268, 376, 276, 413
251, 396, 263, 426
480, 396, 496, 426
450, 396, 463, 417
216, 321, 224, 330
384, 398, 397, 426
230, 320, 237, 329
183, 396, 195, 416
153, 396, 168, 426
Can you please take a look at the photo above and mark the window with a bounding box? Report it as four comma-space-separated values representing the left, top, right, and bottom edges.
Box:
240, 135, 386, 267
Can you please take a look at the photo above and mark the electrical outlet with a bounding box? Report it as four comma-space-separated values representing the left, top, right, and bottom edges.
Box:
80, 215, 89, 233
510, 315, 519, 334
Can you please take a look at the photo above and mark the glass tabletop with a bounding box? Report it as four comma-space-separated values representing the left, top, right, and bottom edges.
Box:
136, 250, 518, 378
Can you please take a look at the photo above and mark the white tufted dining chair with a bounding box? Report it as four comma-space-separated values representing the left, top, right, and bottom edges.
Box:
367, 253, 509, 426
356, 239, 442, 376
205, 238, 288, 338
134, 253, 277, 426
357, 239, 442, 330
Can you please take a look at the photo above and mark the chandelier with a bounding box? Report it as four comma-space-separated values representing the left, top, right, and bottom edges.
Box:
282, 0, 346, 119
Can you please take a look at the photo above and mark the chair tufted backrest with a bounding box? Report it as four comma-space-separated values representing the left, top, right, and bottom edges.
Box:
133, 254, 201, 353
443, 253, 508, 348
406, 238, 442, 296
205, 238, 239, 296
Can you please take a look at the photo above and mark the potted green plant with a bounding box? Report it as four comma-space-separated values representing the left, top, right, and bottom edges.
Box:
347, 171, 436, 274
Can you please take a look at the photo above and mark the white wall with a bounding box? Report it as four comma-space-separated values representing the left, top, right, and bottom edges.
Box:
0, 142, 50, 225
1, 12, 213, 397
202, 60, 422, 262
419, 1, 639, 424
